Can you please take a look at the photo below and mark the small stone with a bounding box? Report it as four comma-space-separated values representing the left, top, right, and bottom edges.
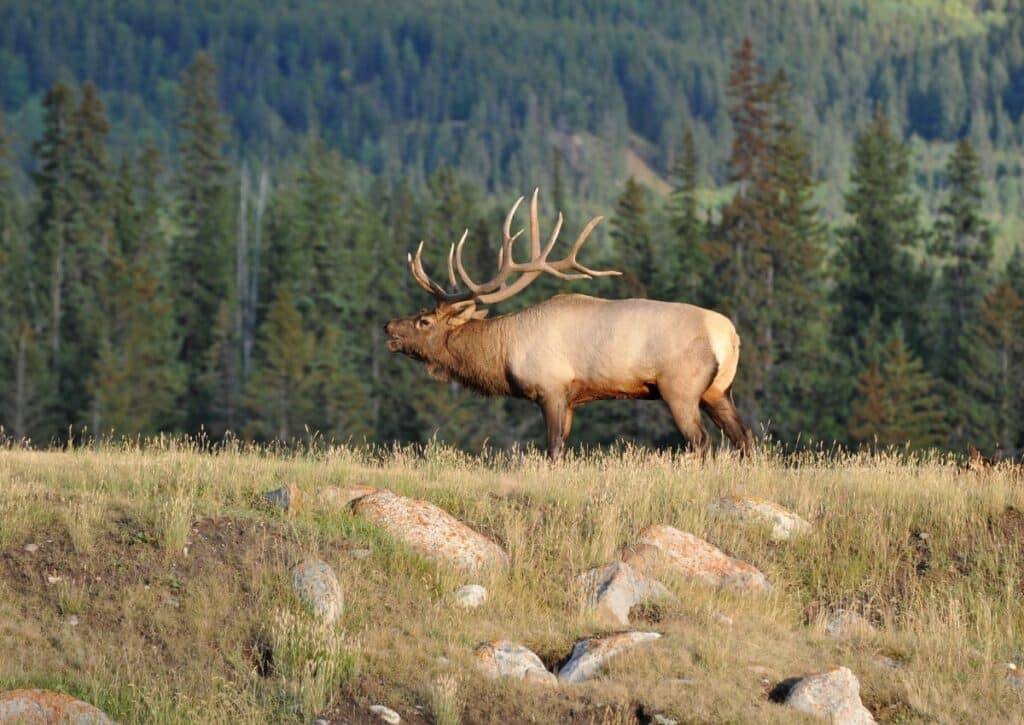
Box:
0, 689, 113, 723
317, 484, 378, 509
23, 543, 38, 553
710, 495, 812, 541
453, 584, 487, 609
474, 640, 556, 684
653, 715, 678, 725
349, 548, 372, 560
825, 610, 875, 639
263, 484, 301, 513
577, 560, 670, 625
353, 491, 509, 572
291, 558, 344, 624
622, 525, 771, 594
67, 615, 79, 626
784, 666, 875, 723
874, 655, 902, 671
46, 575, 61, 584
558, 631, 662, 683
369, 704, 401, 724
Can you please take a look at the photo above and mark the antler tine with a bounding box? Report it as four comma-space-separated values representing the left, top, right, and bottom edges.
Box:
446, 230, 468, 291
408, 240, 474, 302
552, 215, 622, 278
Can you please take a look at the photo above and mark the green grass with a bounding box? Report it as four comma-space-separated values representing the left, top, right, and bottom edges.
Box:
0, 440, 1022, 722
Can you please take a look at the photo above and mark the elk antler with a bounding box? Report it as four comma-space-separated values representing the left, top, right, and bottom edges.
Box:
406, 189, 620, 306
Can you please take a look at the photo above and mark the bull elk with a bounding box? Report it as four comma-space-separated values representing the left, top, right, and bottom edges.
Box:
384, 190, 754, 460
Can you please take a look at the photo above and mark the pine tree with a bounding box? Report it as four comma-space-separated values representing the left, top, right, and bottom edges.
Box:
760, 70, 832, 443
611, 176, 653, 298
958, 279, 1024, 457
833, 109, 929, 352
246, 288, 315, 441
0, 112, 52, 440
666, 127, 708, 304
849, 327, 946, 450
172, 51, 233, 431
709, 37, 775, 427
931, 139, 993, 384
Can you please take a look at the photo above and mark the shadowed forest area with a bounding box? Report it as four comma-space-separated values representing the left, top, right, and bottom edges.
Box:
0, 1, 1022, 455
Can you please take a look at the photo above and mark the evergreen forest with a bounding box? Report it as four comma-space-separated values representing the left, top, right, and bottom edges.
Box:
0, 1, 1022, 456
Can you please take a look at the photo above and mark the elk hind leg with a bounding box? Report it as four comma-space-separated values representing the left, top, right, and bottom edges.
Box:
701, 387, 754, 458
664, 394, 710, 460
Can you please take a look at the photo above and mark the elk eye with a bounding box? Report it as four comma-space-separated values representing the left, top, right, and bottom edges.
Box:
416, 317, 433, 329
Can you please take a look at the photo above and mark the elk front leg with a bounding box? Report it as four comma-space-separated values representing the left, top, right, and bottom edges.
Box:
540, 395, 569, 461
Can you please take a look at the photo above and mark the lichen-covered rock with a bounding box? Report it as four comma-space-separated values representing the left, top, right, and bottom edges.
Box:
353, 491, 509, 572
577, 560, 670, 625
710, 495, 812, 541
473, 640, 556, 684
784, 667, 875, 723
558, 631, 661, 683
453, 584, 487, 609
316, 484, 378, 509
0, 689, 114, 724
825, 610, 875, 639
291, 558, 344, 624
263, 484, 301, 513
622, 525, 770, 593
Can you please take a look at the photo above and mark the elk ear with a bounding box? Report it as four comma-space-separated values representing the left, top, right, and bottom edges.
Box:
448, 300, 479, 325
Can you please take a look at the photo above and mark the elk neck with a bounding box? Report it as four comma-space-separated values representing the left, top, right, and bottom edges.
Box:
440, 316, 512, 397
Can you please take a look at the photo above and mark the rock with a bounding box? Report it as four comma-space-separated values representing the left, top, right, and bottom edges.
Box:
349, 548, 372, 560
67, 615, 79, 626
453, 584, 487, 609
558, 631, 662, 683
0, 689, 114, 724
316, 484, 378, 509
473, 640, 556, 684
369, 704, 401, 724
784, 667, 875, 724
353, 491, 509, 572
291, 558, 344, 624
622, 525, 771, 594
710, 495, 812, 541
653, 715, 678, 725
576, 560, 670, 625
825, 610, 875, 639
263, 484, 301, 513
23, 543, 38, 553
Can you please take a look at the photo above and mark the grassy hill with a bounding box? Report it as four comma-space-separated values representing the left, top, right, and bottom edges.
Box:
2, 443, 1023, 722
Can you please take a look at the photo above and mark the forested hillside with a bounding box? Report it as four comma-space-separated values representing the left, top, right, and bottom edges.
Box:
0, 2, 1022, 455
2, 1, 1024, 219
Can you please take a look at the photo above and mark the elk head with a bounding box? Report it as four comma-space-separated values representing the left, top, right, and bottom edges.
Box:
384, 189, 618, 364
